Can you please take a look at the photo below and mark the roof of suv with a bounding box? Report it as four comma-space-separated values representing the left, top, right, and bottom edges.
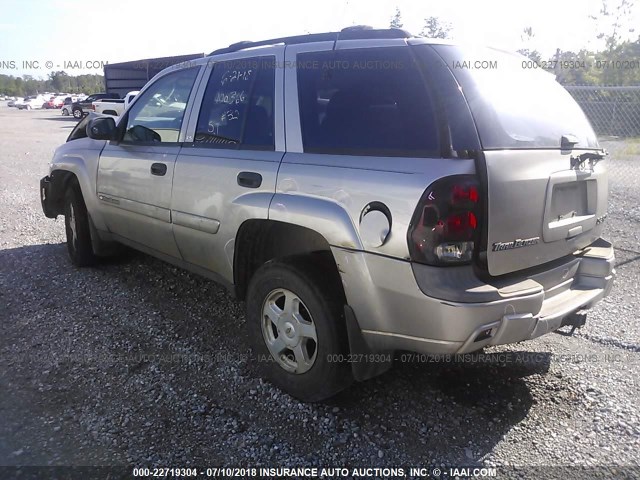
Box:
208, 26, 418, 56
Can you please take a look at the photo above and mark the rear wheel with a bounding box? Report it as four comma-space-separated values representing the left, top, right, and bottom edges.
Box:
26, 105, 32, 111
72, 108, 82, 119
64, 185, 97, 267
246, 258, 352, 402
62, 108, 69, 116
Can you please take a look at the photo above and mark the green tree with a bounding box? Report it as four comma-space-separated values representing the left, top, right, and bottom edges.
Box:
420, 16, 452, 39
590, 0, 636, 52
14, 77, 24, 97
49, 71, 71, 92
0, 71, 104, 96
600, 37, 640, 84
390, 7, 403, 28
517, 27, 542, 63
552, 50, 601, 85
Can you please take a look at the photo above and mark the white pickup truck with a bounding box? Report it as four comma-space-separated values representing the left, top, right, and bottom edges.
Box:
92, 91, 139, 116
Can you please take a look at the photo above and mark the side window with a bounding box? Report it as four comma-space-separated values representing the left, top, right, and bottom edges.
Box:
297, 47, 439, 157
123, 67, 199, 143
195, 56, 275, 150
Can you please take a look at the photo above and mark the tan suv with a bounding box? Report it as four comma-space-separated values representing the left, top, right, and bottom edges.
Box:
40, 27, 614, 401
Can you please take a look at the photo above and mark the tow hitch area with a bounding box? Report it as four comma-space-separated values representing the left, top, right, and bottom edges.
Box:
559, 311, 588, 335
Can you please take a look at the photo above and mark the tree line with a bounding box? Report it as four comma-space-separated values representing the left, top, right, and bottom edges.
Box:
0, 71, 104, 97
390, 0, 639, 86
1, 1, 637, 95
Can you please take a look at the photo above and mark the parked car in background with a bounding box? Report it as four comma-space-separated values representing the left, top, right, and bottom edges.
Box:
92, 91, 139, 116
71, 93, 117, 119
61, 97, 75, 116
39, 94, 52, 107
18, 95, 48, 110
46, 95, 68, 109
8, 98, 23, 107
44, 96, 57, 109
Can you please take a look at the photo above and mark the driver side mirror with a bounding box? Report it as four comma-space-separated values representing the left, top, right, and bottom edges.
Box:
86, 116, 117, 140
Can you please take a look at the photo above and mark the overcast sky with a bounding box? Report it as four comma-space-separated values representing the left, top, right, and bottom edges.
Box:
1, 0, 638, 78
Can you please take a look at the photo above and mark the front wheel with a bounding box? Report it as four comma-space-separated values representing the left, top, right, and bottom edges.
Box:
246, 259, 352, 402
64, 185, 97, 266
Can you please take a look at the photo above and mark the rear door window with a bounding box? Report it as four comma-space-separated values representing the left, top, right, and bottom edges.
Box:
296, 47, 439, 157
194, 56, 276, 150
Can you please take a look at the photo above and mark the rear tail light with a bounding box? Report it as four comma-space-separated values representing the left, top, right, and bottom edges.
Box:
91, 104, 96, 111
408, 175, 481, 266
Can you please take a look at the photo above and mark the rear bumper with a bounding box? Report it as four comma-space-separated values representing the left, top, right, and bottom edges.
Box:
333, 238, 615, 355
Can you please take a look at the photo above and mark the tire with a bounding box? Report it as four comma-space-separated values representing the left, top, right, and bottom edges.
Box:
72, 108, 82, 119
26, 105, 32, 111
64, 185, 97, 267
62, 108, 69, 116
246, 258, 352, 402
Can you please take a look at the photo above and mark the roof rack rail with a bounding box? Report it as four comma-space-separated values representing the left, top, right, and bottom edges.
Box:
207, 27, 412, 56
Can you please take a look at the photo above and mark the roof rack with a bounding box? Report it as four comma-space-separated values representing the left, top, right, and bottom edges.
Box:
207, 27, 412, 56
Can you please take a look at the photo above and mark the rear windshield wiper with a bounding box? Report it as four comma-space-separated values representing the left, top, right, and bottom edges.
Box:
570, 151, 607, 169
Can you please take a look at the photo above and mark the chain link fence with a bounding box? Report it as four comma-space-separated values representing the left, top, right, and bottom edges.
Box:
566, 85, 640, 138
565, 86, 640, 253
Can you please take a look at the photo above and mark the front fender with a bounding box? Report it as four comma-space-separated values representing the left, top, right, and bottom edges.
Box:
268, 193, 363, 250
48, 138, 107, 230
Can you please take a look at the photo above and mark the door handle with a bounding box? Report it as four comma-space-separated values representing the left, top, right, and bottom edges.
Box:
150, 163, 167, 176
237, 171, 262, 188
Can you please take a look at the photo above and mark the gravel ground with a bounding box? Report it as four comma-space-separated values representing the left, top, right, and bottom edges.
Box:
0, 108, 638, 477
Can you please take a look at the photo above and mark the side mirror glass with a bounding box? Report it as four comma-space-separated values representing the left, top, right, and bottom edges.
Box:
86, 116, 117, 140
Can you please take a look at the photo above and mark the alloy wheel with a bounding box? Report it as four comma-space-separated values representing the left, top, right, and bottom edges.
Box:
261, 288, 318, 374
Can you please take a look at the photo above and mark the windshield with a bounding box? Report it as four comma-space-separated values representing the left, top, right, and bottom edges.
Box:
432, 45, 599, 150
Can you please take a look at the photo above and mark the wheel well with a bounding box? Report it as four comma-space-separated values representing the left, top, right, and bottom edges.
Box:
49, 170, 80, 216
234, 220, 344, 302
103, 110, 117, 116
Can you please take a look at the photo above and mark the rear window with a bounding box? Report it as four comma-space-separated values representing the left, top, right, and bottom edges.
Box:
296, 47, 439, 157
433, 45, 599, 150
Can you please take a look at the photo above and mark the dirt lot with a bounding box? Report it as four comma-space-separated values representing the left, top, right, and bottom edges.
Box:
0, 108, 638, 476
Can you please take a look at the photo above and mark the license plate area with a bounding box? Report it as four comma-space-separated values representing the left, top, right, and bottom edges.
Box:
550, 182, 588, 221
543, 171, 597, 242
